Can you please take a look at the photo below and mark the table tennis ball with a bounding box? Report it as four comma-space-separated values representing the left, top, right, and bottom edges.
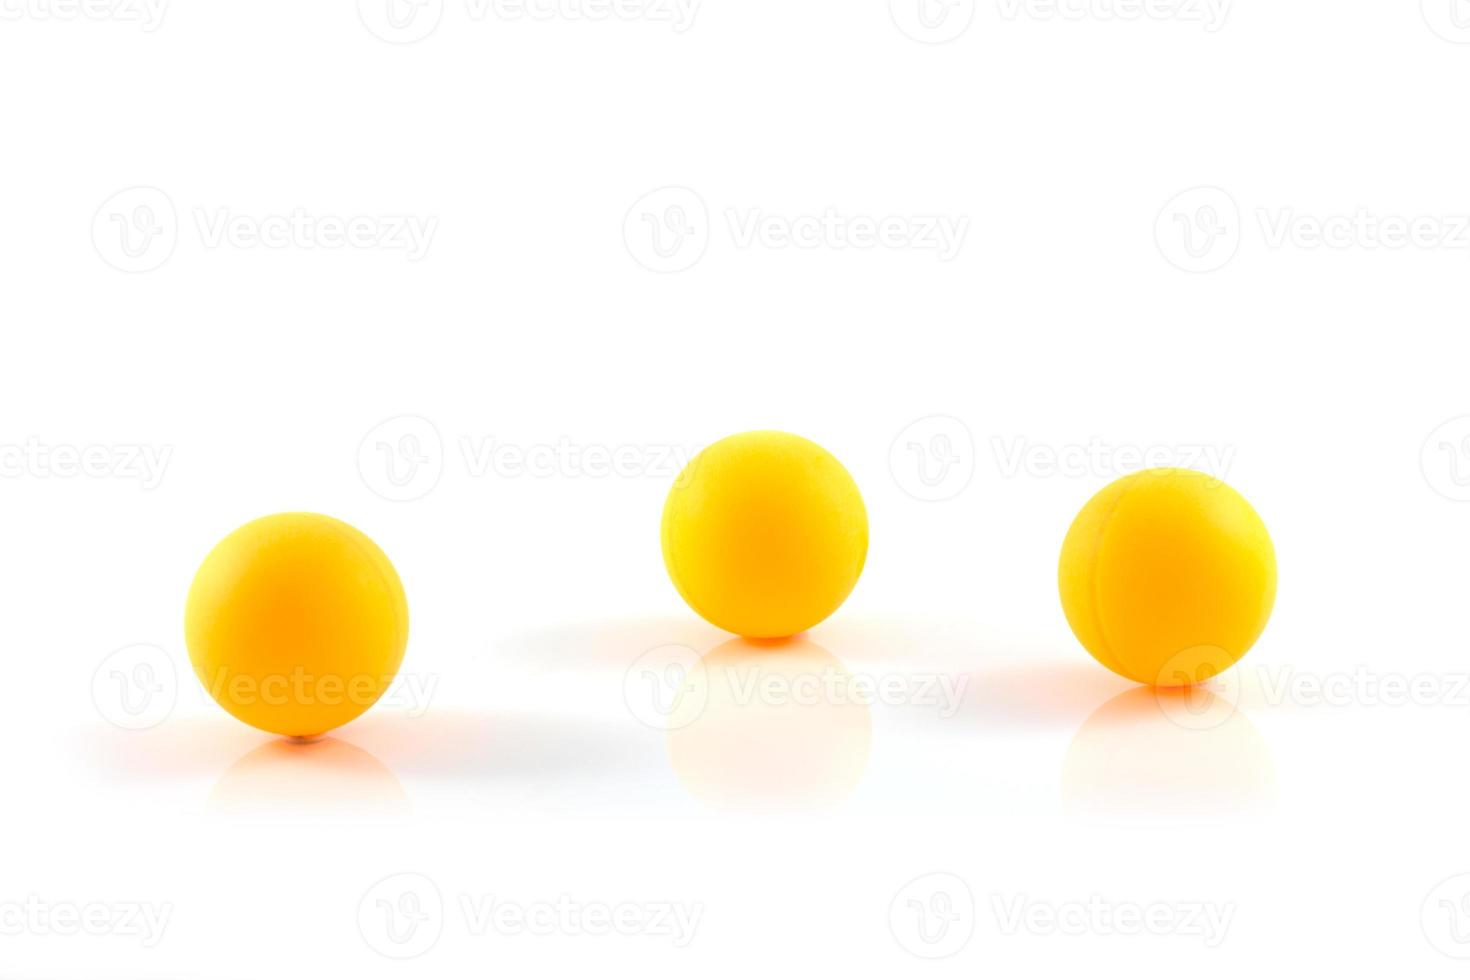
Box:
662, 431, 867, 638
185, 513, 409, 739
1058, 468, 1275, 686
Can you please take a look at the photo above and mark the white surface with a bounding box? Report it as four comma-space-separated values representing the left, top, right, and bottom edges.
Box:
4, 1, 1470, 976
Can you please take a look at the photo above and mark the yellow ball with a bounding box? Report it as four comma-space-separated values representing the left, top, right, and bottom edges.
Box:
662, 431, 867, 639
185, 513, 409, 738
1058, 469, 1276, 686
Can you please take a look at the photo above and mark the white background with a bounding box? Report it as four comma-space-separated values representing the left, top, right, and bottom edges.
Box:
4, 0, 1470, 975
